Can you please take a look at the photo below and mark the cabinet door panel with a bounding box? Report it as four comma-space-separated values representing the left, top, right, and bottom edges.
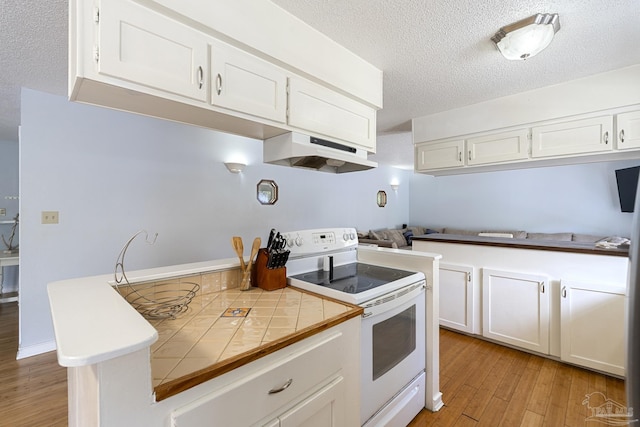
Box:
467, 129, 529, 165
99, 0, 208, 101
439, 264, 474, 333
211, 40, 287, 123
482, 269, 549, 354
279, 376, 344, 427
617, 110, 640, 150
415, 140, 464, 171
560, 280, 625, 376
531, 116, 613, 158
288, 77, 376, 151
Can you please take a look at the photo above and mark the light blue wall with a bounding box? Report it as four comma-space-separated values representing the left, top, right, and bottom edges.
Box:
0, 139, 19, 292
409, 160, 637, 237
19, 88, 410, 350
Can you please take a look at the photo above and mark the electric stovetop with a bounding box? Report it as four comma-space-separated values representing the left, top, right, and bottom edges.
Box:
290, 262, 415, 294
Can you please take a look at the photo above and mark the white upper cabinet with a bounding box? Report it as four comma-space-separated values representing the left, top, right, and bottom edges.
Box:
288, 77, 376, 152
210, 39, 287, 123
617, 110, 640, 150
531, 116, 614, 158
467, 129, 530, 165
415, 139, 464, 170
98, 0, 208, 101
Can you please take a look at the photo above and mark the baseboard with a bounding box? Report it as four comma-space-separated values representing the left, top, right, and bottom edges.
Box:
429, 391, 444, 412
16, 340, 57, 360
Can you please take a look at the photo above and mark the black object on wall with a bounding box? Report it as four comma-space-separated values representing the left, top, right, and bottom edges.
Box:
616, 166, 640, 213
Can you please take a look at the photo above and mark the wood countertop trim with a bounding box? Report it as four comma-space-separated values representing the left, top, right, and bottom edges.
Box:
413, 234, 629, 257
153, 287, 363, 401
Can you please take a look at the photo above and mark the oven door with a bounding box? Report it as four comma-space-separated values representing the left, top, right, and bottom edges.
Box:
360, 281, 426, 424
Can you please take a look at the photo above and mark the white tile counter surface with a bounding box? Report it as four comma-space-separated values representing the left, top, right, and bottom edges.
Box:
47, 257, 246, 367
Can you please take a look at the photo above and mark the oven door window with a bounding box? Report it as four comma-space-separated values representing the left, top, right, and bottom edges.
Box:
372, 305, 416, 380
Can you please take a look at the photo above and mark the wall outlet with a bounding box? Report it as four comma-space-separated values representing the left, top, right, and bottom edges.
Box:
42, 211, 59, 224
0, 208, 5, 216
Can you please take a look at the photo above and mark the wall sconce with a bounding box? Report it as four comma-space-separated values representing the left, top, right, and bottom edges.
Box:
491, 13, 560, 60
224, 162, 246, 173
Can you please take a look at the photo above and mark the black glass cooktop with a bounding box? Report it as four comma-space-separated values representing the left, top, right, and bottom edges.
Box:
290, 262, 415, 294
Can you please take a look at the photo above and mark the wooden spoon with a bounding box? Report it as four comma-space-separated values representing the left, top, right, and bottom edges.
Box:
231, 236, 246, 272
240, 237, 261, 290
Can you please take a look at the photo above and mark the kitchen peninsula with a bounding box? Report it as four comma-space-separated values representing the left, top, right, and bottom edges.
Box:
48, 258, 362, 426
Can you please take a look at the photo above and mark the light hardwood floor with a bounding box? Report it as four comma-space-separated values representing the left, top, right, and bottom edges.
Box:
0, 302, 67, 426
0, 301, 629, 427
409, 328, 629, 427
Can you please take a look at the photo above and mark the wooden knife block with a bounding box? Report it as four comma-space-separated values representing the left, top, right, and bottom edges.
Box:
252, 248, 287, 291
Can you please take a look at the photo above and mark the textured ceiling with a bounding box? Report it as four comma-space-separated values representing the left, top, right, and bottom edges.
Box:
2, 0, 640, 169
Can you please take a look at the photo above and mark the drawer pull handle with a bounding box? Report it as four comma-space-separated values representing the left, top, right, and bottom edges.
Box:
197, 66, 204, 89
604, 131, 609, 145
468, 150, 472, 161
268, 378, 293, 394
540, 283, 545, 293
216, 73, 223, 95
562, 286, 567, 298
620, 129, 625, 143
458, 152, 462, 162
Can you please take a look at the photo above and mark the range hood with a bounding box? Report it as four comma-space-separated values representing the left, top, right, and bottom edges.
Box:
263, 132, 377, 173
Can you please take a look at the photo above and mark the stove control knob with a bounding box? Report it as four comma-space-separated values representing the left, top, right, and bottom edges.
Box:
287, 238, 294, 247
350, 232, 356, 240
295, 236, 303, 246
343, 233, 349, 241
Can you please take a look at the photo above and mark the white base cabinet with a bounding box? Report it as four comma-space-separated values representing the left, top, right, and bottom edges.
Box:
482, 269, 550, 354
439, 264, 474, 333
171, 329, 350, 427
560, 280, 626, 376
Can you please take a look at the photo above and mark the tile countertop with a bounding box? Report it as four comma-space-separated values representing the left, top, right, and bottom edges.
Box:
151, 286, 362, 401
47, 257, 362, 401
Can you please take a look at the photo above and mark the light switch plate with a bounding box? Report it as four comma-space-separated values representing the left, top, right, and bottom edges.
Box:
0, 208, 5, 216
42, 211, 59, 224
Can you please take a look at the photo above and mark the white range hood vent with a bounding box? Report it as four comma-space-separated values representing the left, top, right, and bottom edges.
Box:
263, 132, 377, 173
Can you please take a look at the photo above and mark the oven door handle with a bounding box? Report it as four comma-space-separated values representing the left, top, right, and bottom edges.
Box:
362, 282, 425, 319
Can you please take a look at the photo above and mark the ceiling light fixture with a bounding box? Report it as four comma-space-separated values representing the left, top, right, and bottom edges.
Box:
492, 13, 560, 61
224, 162, 246, 173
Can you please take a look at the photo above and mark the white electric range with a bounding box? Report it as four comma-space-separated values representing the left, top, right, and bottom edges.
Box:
282, 227, 431, 426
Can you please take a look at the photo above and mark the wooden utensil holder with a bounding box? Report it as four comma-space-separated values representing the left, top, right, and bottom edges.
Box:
252, 248, 287, 291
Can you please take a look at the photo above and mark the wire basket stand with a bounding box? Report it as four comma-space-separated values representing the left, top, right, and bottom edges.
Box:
114, 230, 200, 320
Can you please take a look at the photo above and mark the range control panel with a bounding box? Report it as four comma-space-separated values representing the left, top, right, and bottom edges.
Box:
283, 228, 358, 256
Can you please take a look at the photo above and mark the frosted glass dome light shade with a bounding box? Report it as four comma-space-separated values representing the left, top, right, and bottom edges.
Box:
492, 13, 560, 60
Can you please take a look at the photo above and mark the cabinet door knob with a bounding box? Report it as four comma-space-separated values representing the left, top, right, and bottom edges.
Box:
268, 378, 293, 394
620, 129, 625, 143
197, 66, 204, 89
603, 131, 609, 145
216, 73, 223, 95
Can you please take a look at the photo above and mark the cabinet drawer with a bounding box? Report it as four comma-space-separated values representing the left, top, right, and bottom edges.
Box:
531, 116, 613, 158
171, 330, 344, 427
288, 77, 376, 152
